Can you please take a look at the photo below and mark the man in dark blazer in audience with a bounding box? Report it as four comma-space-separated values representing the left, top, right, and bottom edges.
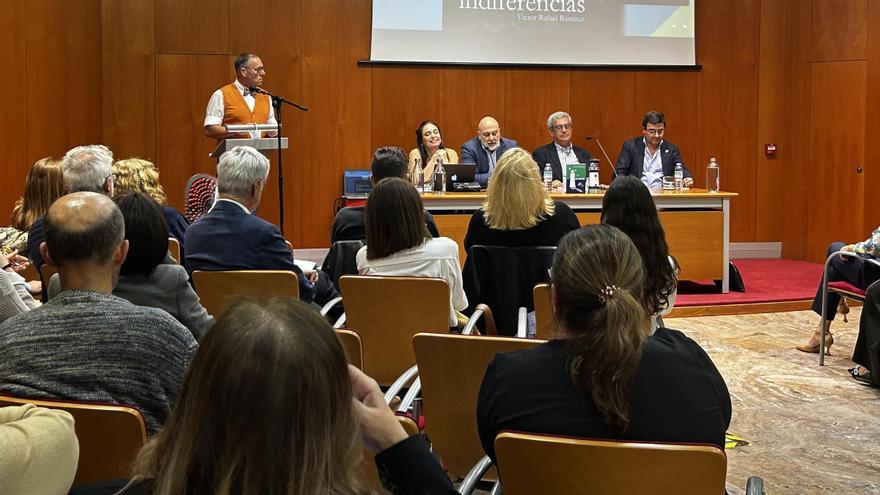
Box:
461, 116, 518, 188
614, 111, 693, 189
185, 146, 336, 306
532, 111, 592, 189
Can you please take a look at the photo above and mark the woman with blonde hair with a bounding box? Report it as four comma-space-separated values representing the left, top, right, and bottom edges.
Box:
1, 157, 63, 254
118, 298, 455, 495
463, 148, 578, 251
113, 158, 189, 256
476, 225, 730, 462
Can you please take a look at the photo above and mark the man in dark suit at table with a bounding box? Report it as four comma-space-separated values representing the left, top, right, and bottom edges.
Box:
185, 146, 336, 306
532, 111, 592, 190
614, 111, 694, 189
461, 116, 518, 188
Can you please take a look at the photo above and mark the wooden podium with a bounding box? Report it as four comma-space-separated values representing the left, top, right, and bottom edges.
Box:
209, 137, 288, 158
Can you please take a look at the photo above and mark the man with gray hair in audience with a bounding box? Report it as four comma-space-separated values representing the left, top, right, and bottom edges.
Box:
27, 144, 115, 271
531, 111, 593, 189
0, 192, 197, 435
185, 146, 338, 307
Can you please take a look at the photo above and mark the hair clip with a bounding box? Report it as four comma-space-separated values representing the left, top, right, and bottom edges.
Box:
597, 285, 620, 305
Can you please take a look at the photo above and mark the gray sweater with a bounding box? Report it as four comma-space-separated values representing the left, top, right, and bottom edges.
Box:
0, 290, 198, 434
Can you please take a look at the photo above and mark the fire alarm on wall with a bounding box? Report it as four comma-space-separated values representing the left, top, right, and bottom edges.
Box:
765, 144, 777, 156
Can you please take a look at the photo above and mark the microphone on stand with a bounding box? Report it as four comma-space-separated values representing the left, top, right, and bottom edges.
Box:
586, 136, 618, 180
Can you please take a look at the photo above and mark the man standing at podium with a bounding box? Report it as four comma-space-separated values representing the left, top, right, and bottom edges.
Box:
204, 52, 276, 140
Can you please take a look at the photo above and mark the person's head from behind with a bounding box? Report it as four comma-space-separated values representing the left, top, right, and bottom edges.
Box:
370, 146, 407, 184
10, 156, 64, 231
131, 298, 364, 495
114, 192, 169, 277
113, 158, 168, 205
551, 224, 649, 430
364, 177, 429, 260
483, 148, 555, 231
41, 192, 127, 284
217, 146, 269, 211
62, 144, 114, 196
601, 176, 675, 316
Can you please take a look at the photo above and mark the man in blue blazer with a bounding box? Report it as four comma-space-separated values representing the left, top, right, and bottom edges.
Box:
531, 111, 592, 188
614, 111, 694, 189
460, 116, 519, 187
185, 146, 330, 305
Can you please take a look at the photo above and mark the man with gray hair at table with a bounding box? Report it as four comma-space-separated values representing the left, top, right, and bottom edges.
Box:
532, 111, 593, 190
0, 192, 197, 435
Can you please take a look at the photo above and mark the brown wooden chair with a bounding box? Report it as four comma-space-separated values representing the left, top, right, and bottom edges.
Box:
532, 283, 555, 340
336, 328, 363, 370
0, 395, 147, 488
167, 237, 181, 264
493, 432, 732, 495
339, 275, 451, 387
192, 270, 300, 317
408, 333, 543, 483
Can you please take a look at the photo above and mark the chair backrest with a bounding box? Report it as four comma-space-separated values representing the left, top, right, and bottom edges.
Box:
336, 329, 363, 370
532, 283, 556, 340
494, 432, 727, 495
412, 333, 543, 479
0, 395, 147, 488
322, 240, 366, 290
340, 275, 450, 386
192, 270, 300, 317
167, 237, 181, 264
468, 245, 556, 336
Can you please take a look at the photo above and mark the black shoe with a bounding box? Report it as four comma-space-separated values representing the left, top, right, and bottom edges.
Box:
849, 367, 875, 385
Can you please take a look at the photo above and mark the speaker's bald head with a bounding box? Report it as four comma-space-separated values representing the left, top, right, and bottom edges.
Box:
44, 192, 125, 268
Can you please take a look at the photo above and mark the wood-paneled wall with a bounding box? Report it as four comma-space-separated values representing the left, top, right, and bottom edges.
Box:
1, 0, 876, 261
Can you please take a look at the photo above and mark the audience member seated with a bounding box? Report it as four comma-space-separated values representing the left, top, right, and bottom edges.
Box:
477, 224, 731, 462
117, 298, 455, 495
851, 282, 880, 386
408, 120, 459, 183
183, 173, 216, 223
797, 224, 880, 355
27, 145, 115, 272
0, 250, 39, 323
0, 403, 79, 495
461, 116, 519, 187
48, 192, 213, 339
331, 146, 439, 243
113, 158, 189, 257
0, 192, 197, 434
601, 176, 678, 330
531, 111, 592, 188
185, 146, 338, 307
356, 177, 467, 328
1, 157, 63, 254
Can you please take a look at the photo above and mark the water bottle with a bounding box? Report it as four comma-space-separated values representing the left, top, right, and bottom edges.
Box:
543, 164, 553, 191
706, 156, 720, 193
673, 162, 684, 192
416, 159, 424, 190
433, 156, 446, 193
588, 158, 600, 193
412, 158, 422, 186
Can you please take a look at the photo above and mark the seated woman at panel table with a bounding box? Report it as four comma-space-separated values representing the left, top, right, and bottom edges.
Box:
408, 120, 459, 184
477, 224, 731, 462
357, 177, 467, 328
117, 298, 456, 495
49, 192, 213, 340
797, 225, 880, 356
601, 176, 678, 331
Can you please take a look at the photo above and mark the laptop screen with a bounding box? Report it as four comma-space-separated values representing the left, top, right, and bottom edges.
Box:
343, 170, 372, 196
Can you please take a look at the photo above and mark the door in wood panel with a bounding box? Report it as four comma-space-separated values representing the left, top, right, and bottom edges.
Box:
806, 61, 866, 262
864, 0, 880, 232
504, 70, 570, 152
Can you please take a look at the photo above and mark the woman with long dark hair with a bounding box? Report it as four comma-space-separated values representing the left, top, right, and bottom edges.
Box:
601, 176, 677, 329
408, 120, 459, 184
477, 225, 730, 462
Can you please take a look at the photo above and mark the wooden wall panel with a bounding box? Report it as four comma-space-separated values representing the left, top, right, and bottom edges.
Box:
102, 0, 156, 161
864, 0, 880, 233
569, 71, 634, 185
812, 0, 867, 62
155, 0, 228, 54
806, 61, 866, 261
155, 55, 229, 209
696, 0, 761, 242
64, 0, 104, 150
370, 68, 440, 154
504, 70, 571, 152
25, 0, 69, 160
437, 69, 508, 155
0, 1, 28, 217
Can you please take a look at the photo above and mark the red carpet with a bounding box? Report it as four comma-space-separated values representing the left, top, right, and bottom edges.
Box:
676, 259, 823, 307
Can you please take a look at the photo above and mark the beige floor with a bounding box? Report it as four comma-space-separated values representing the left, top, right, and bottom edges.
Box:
668, 308, 880, 494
